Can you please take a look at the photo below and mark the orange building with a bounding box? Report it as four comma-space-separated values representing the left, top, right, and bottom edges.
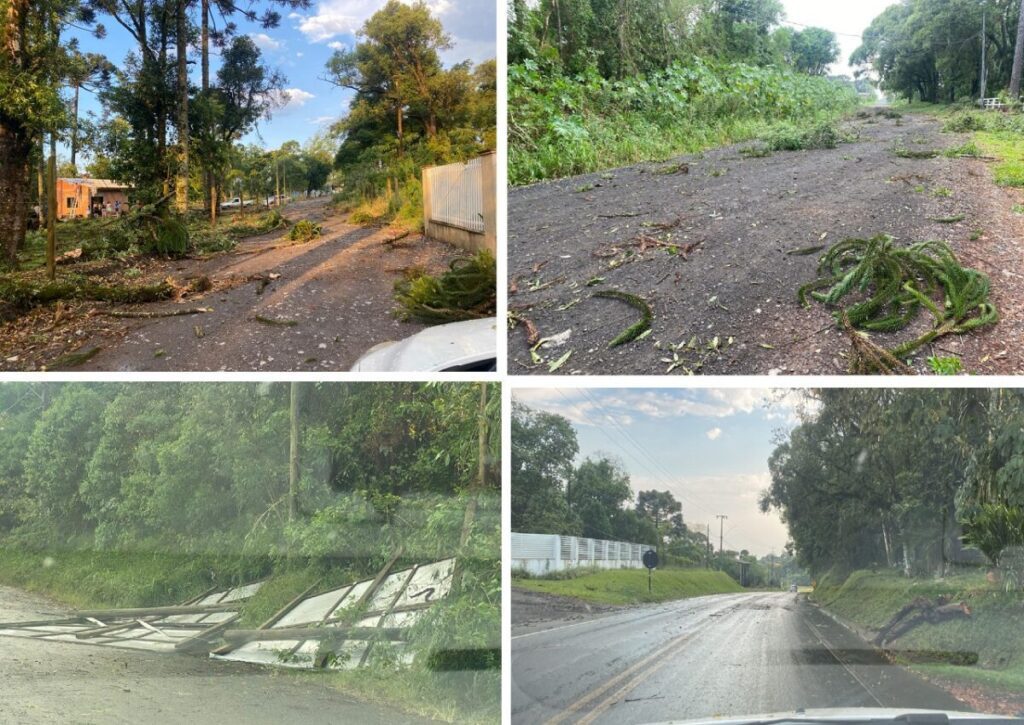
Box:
56, 178, 131, 220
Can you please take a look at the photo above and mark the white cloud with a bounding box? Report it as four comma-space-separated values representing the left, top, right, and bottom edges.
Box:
296, 52, 304, 58
249, 33, 282, 51
297, 0, 454, 43
706, 427, 722, 441
327, 41, 347, 51
266, 88, 316, 112
513, 388, 814, 432
308, 115, 336, 125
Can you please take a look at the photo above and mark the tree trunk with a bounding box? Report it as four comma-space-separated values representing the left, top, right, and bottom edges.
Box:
209, 177, 217, 225
453, 384, 489, 595
1011, 0, 1024, 98
0, 118, 31, 267
174, 0, 189, 214
288, 381, 301, 523
902, 539, 912, 578
70, 84, 80, 169
200, 0, 209, 91
37, 138, 46, 231
46, 132, 56, 280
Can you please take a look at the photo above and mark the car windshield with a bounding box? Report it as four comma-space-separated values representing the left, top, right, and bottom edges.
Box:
0, 382, 500, 724
512, 389, 1024, 725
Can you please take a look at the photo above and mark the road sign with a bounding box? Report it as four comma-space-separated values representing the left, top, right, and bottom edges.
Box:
642, 549, 659, 570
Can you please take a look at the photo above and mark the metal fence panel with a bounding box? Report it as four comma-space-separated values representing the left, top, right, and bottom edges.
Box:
424, 158, 485, 233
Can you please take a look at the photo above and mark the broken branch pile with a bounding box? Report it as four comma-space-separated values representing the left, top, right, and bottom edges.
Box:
394, 250, 496, 323
798, 235, 998, 371
0, 276, 174, 311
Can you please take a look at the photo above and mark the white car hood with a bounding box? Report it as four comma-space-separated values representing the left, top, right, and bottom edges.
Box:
654, 709, 1020, 725
351, 317, 497, 372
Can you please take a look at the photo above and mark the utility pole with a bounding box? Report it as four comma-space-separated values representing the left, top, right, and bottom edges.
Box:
706, 523, 711, 568
716, 515, 727, 559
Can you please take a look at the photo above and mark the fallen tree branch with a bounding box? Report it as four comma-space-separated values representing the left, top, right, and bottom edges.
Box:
873, 596, 971, 645
102, 307, 213, 319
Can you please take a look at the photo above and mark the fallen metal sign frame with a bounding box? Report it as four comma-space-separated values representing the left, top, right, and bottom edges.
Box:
211, 556, 456, 670
0, 556, 456, 670
0, 581, 264, 654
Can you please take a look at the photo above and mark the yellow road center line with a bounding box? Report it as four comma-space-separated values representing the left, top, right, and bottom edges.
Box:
576, 629, 698, 725
543, 626, 700, 725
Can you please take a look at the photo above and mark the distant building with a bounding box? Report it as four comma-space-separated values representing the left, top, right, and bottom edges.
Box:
56, 178, 131, 220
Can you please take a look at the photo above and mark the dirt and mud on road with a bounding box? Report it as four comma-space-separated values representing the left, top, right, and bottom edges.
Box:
511, 587, 624, 632
508, 111, 1024, 375
0, 584, 434, 724
1, 198, 460, 372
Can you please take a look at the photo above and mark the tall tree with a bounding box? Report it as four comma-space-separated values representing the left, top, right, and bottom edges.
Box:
0, 1, 95, 266
1011, 0, 1024, 96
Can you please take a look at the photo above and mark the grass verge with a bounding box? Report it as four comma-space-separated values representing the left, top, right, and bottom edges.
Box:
514, 567, 742, 605
813, 569, 1024, 697
974, 132, 1024, 187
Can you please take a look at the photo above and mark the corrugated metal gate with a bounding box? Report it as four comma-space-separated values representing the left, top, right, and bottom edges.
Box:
424, 157, 485, 233
422, 152, 496, 253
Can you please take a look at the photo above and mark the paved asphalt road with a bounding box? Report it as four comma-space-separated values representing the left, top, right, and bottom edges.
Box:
512, 591, 967, 725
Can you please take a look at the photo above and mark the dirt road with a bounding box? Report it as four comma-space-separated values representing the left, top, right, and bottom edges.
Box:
0, 585, 434, 724
508, 112, 1024, 375
1, 198, 459, 372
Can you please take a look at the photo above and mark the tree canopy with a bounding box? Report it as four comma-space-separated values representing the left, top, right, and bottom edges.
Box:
851, 0, 1023, 102
761, 390, 1024, 585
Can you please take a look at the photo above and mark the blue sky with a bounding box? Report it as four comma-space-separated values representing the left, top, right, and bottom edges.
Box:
65, 0, 496, 161
513, 388, 817, 556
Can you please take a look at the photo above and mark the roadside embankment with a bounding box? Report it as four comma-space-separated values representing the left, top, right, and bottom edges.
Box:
514, 567, 742, 606
813, 569, 1024, 714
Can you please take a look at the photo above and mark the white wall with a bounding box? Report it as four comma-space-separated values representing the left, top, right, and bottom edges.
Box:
511, 532, 647, 576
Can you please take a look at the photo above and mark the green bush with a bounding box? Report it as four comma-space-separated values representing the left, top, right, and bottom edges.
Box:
288, 220, 323, 242
509, 58, 860, 184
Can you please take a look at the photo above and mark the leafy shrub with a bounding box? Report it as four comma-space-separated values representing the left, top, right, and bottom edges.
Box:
287, 220, 322, 242
224, 209, 286, 238
944, 112, 988, 133
764, 121, 842, 151
928, 356, 963, 375
509, 57, 860, 184
349, 196, 390, 225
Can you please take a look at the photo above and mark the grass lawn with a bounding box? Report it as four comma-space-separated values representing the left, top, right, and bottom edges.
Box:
974, 131, 1024, 187
514, 567, 742, 605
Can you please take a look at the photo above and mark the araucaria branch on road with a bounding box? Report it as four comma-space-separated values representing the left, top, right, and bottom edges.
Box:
798, 234, 998, 372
